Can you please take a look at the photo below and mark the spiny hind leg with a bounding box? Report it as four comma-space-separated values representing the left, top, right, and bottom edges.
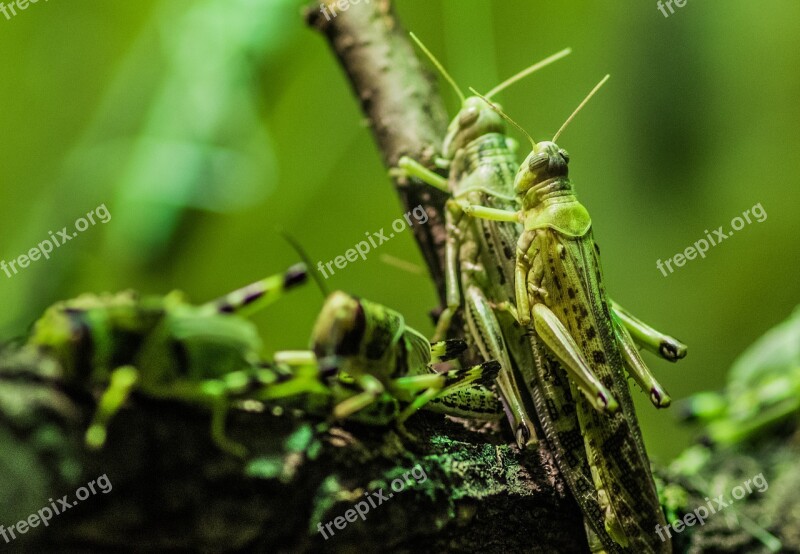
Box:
609, 299, 687, 362
465, 285, 538, 447
531, 303, 618, 413
429, 339, 468, 363
85, 366, 140, 449
203, 263, 307, 317
393, 361, 500, 439
610, 312, 671, 408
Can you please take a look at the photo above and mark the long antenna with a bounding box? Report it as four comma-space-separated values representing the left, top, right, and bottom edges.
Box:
281, 231, 329, 297
470, 88, 537, 150
485, 48, 572, 100
409, 32, 465, 104
552, 74, 610, 143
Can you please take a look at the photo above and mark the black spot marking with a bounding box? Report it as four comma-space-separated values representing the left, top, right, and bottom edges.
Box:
442, 339, 468, 360
329, 302, 366, 358
592, 350, 606, 364
284, 263, 308, 289
586, 326, 596, 340
477, 361, 501, 385
660, 342, 679, 361
365, 314, 393, 360
567, 288, 576, 299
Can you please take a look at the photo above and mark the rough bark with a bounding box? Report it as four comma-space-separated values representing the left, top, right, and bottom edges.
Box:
0, 346, 585, 553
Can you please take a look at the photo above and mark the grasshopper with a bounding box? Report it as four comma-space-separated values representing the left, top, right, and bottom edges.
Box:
272, 291, 502, 434
460, 79, 688, 552
27, 263, 308, 458
396, 34, 571, 448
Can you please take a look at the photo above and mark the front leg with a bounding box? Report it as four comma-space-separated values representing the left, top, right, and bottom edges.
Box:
514, 230, 536, 326
85, 366, 140, 449
332, 373, 385, 419
394, 156, 449, 192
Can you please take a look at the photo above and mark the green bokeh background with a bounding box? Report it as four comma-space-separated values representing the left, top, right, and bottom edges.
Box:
1, 0, 798, 463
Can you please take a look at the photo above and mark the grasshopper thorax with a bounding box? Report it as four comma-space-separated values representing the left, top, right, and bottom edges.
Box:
443, 96, 506, 158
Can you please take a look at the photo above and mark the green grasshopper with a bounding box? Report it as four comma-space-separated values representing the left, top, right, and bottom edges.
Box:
681, 305, 800, 446
460, 79, 688, 552
27, 264, 308, 458
396, 34, 571, 448
270, 291, 502, 434
262, 357, 502, 428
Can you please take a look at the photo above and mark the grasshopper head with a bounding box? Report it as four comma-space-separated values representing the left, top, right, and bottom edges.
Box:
514, 141, 571, 194
443, 96, 505, 158
311, 291, 366, 372
28, 292, 138, 382
29, 305, 93, 382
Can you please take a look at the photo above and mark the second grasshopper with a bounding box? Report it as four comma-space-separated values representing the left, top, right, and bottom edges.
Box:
397, 34, 571, 448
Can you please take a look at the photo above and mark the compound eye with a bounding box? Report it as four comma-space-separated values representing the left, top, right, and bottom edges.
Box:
528, 153, 548, 172
458, 107, 479, 127
559, 149, 570, 164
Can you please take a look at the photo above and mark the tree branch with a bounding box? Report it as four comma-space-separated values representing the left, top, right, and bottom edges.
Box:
306, 0, 451, 301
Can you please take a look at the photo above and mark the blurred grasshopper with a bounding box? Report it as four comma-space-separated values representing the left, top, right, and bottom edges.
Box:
461, 80, 687, 552
682, 305, 800, 446
263, 359, 502, 428
396, 34, 571, 448
27, 264, 308, 458
271, 291, 502, 434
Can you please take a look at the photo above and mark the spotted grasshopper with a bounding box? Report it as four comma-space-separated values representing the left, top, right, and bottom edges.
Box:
462, 79, 688, 552
271, 291, 503, 432
397, 34, 570, 448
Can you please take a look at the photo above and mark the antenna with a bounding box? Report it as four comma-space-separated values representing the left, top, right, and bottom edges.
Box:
470, 87, 537, 150
552, 74, 610, 143
485, 47, 572, 99
409, 32, 465, 104
281, 231, 329, 297
379, 254, 425, 275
